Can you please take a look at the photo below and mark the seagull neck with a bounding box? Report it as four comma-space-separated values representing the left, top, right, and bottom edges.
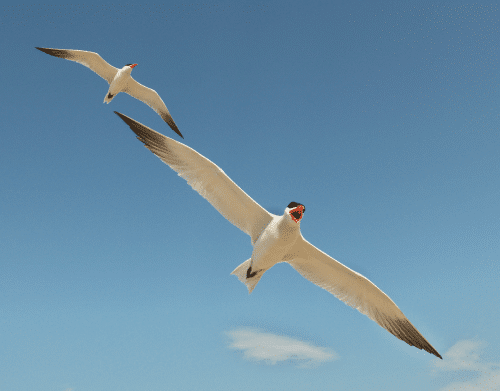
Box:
277, 214, 301, 234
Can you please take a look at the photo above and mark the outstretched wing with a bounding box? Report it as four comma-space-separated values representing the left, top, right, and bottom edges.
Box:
115, 111, 273, 244
287, 236, 442, 359
35, 47, 118, 83
123, 77, 183, 138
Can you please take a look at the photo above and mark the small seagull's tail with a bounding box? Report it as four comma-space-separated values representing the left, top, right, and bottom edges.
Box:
103, 92, 115, 103
231, 259, 264, 294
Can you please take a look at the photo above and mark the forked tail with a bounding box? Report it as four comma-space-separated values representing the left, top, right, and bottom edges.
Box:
231, 259, 265, 294
103, 92, 115, 103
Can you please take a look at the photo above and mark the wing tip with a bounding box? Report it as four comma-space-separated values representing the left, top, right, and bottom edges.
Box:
424, 346, 442, 359
35, 46, 71, 59
114, 111, 130, 125
160, 113, 184, 139
114, 111, 139, 133
390, 317, 442, 359
114, 111, 169, 148
171, 124, 184, 139
426, 341, 442, 359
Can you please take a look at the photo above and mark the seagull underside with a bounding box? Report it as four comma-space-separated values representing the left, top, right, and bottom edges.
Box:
113, 111, 443, 360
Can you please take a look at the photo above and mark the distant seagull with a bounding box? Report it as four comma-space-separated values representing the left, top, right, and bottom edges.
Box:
114, 111, 442, 359
35, 47, 183, 138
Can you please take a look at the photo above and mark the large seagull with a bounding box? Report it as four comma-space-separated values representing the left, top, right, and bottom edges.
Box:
35, 47, 183, 138
114, 111, 442, 359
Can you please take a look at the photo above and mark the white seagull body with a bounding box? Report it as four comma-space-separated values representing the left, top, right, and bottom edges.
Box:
114, 111, 442, 359
35, 47, 183, 138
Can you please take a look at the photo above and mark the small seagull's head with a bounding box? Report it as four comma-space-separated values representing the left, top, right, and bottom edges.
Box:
125, 63, 138, 71
285, 202, 305, 223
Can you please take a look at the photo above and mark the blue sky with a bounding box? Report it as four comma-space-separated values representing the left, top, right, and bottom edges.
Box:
1, 0, 499, 390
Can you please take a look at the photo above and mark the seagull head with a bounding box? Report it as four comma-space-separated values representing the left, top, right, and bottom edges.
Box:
286, 202, 305, 223
125, 63, 138, 71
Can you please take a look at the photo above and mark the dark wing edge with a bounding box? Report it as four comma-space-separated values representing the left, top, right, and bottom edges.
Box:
36, 47, 74, 60
123, 78, 184, 139
113, 111, 272, 243
288, 239, 442, 359
160, 111, 183, 139
35, 47, 118, 83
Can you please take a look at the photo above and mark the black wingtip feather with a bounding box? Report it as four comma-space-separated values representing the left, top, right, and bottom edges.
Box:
160, 113, 184, 139
114, 111, 162, 144
35, 47, 51, 54
117, 110, 184, 139
172, 123, 184, 139
35, 47, 72, 59
114, 111, 143, 137
114, 111, 130, 125
392, 318, 443, 359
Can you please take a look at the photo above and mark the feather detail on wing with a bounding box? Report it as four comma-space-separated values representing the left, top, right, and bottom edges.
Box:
287, 237, 442, 359
114, 112, 272, 244
35, 47, 118, 83
123, 78, 183, 138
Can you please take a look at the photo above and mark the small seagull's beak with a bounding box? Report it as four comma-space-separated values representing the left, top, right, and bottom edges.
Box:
130, 64, 138, 68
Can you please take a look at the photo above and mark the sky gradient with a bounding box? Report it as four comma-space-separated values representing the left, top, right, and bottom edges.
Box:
1, 1, 499, 390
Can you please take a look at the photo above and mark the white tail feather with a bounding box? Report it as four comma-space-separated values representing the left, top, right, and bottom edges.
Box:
231, 259, 264, 294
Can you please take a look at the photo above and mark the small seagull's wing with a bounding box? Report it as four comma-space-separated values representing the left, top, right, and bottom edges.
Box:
287, 237, 442, 359
115, 112, 272, 244
35, 47, 118, 83
123, 78, 183, 138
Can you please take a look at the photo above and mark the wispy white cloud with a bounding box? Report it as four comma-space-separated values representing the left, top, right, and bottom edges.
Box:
432, 339, 500, 390
226, 328, 338, 367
